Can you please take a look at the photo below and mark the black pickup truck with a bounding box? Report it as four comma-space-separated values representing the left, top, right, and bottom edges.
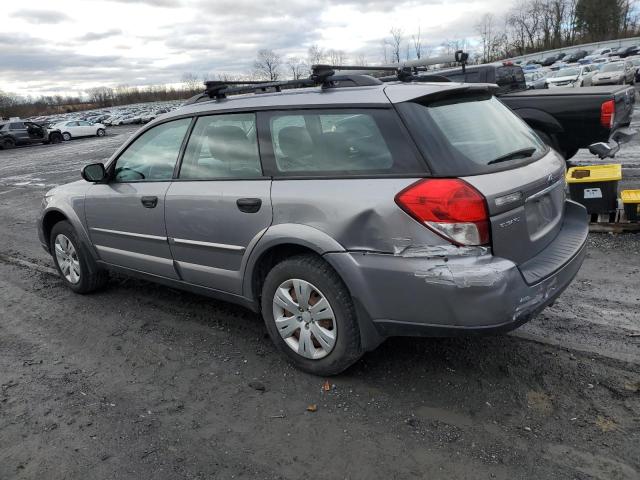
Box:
435, 64, 636, 159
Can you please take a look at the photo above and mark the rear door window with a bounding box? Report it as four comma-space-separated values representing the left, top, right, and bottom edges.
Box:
397, 93, 547, 176
179, 113, 262, 179
263, 109, 424, 176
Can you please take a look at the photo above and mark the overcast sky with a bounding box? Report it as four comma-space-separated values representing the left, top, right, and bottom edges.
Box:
1, 0, 509, 97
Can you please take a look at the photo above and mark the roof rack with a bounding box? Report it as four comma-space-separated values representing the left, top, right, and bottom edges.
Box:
183, 50, 468, 105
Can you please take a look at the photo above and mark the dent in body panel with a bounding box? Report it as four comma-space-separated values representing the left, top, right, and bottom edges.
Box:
513, 277, 559, 320
270, 179, 443, 253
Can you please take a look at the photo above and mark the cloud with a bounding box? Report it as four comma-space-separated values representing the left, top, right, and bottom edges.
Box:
10, 9, 71, 24
1, 0, 501, 96
78, 29, 123, 41
105, 0, 183, 7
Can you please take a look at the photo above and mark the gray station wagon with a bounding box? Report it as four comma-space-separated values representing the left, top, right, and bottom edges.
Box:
38, 72, 589, 375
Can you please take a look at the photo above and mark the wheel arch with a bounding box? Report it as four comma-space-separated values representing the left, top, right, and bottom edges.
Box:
243, 224, 346, 303
242, 225, 385, 351
512, 107, 564, 134
42, 209, 69, 245
41, 207, 98, 262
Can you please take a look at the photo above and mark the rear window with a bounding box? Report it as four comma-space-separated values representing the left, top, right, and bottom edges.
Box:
264, 109, 425, 176
397, 93, 547, 176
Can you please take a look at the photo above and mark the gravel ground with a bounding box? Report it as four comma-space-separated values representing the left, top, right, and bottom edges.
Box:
0, 125, 638, 479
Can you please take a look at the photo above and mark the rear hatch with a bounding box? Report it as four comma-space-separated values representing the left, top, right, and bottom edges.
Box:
393, 88, 567, 266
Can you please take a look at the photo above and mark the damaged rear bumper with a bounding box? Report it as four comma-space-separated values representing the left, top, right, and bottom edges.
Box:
325, 201, 588, 343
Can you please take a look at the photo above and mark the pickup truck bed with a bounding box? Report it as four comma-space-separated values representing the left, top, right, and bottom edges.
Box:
500, 85, 636, 158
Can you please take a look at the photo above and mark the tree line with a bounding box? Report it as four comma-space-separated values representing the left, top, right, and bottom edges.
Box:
476, 0, 639, 63
0, 84, 199, 119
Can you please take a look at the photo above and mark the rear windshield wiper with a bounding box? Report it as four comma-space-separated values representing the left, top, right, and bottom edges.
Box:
488, 147, 536, 165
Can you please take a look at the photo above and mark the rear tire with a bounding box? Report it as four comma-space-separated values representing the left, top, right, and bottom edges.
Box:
261, 254, 363, 376
1, 137, 16, 150
50, 221, 108, 294
62, 132, 72, 141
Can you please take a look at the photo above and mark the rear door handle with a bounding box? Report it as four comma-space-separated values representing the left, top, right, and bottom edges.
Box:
237, 198, 262, 213
141, 196, 158, 208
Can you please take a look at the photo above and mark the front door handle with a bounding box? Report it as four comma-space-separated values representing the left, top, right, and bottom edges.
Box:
237, 198, 262, 213
141, 196, 158, 208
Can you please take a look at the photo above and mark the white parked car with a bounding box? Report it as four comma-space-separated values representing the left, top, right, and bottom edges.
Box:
547, 64, 598, 88
54, 120, 106, 141
583, 47, 615, 62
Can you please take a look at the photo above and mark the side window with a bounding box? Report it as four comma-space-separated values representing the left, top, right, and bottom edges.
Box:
268, 110, 422, 175
179, 113, 261, 179
114, 118, 190, 182
9, 122, 25, 130
79, 121, 91, 126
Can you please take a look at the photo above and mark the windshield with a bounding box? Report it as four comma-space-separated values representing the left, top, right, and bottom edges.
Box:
602, 62, 624, 72
397, 93, 547, 176
558, 68, 580, 76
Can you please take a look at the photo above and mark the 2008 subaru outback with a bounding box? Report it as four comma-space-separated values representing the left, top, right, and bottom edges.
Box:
38, 76, 589, 375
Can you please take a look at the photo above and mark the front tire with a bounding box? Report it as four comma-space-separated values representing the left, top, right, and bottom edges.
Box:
261, 254, 362, 376
96, 128, 106, 137
49, 132, 62, 144
1, 137, 16, 149
50, 221, 108, 294
62, 132, 72, 141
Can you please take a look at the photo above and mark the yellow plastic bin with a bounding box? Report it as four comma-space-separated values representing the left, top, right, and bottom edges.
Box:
621, 190, 640, 222
566, 164, 622, 214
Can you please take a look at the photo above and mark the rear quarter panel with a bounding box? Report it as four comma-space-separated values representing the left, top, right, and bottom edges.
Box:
269, 178, 447, 254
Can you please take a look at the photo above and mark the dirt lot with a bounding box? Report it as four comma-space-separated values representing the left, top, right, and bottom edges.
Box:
0, 125, 638, 479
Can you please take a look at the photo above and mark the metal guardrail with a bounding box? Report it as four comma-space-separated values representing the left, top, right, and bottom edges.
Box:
505, 36, 640, 63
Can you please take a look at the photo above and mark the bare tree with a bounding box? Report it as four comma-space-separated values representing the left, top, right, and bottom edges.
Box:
476, 14, 494, 62
286, 56, 307, 79
412, 26, 423, 59
307, 44, 325, 65
381, 39, 390, 63
181, 72, 201, 91
354, 53, 368, 66
254, 49, 282, 81
327, 49, 348, 65
87, 87, 114, 107
389, 27, 403, 63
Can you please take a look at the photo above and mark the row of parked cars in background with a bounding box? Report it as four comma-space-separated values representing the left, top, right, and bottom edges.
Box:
0, 101, 182, 149
522, 52, 640, 90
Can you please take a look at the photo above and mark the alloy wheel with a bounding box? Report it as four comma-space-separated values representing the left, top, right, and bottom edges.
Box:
54, 234, 81, 284
272, 279, 337, 360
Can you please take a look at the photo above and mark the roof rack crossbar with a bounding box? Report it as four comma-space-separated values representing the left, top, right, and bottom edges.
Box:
194, 50, 468, 103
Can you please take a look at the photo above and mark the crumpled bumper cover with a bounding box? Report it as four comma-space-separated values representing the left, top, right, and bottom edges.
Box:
325, 201, 588, 339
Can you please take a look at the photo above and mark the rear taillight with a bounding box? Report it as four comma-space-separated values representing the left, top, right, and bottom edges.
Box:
395, 179, 490, 246
600, 100, 615, 129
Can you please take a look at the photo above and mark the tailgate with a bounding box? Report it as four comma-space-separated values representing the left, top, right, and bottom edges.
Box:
463, 150, 567, 265
612, 85, 635, 128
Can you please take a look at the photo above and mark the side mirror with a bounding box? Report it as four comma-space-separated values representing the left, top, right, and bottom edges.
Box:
82, 163, 107, 182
